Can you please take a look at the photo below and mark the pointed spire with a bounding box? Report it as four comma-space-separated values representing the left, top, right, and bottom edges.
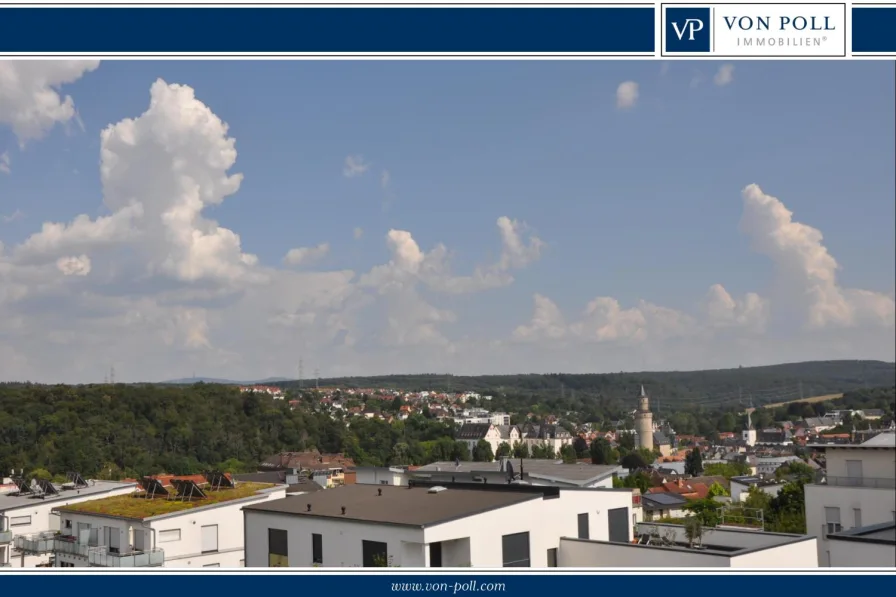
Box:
640, 385, 647, 398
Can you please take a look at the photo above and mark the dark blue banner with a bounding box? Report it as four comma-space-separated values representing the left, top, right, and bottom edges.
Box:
852, 6, 896, 54
1, 573, 894, 588
0, 6, 655, 54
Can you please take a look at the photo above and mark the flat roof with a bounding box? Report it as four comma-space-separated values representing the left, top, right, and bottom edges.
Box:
242, 482, 545, 527
0, 480, 138, 512
415, 460, 619, 484
829, 522, 896, 546
55, 482, 278, 521
731, 476, 784, 487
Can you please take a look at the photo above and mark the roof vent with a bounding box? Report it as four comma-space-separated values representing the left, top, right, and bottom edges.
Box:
306, 504, 311, 512
377, 488, 383, 496
428, 486, 448, 494
341, 506, 346, 515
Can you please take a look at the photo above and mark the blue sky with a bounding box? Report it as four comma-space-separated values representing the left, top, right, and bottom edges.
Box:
0, 60, 893, 382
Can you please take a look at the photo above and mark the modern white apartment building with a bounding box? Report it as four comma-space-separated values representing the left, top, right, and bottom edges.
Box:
805, 432, 896, 566
559, 521, 818, 568
25, 474, 286, 568
1, 474, 138, 567
414, 459, 620, 489
242, 481, 633, 567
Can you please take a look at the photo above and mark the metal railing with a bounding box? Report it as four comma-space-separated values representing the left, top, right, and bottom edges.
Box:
825, 476, 896, 489
13, 531, 57, 554
88, 546, 165, 567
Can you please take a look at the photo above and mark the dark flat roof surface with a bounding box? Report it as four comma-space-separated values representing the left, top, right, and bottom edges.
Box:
243, 483, 541, 527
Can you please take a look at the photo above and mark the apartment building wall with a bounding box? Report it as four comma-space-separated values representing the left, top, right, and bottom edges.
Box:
2, 482, 137, 567
56, 487, 285, 568
827, 537, 896, 567
805, 447, 896, 566
245, 488, 632, 568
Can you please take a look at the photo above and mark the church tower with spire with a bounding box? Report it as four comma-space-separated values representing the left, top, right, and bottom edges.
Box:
635, 385, 654, 451
742, 410, 757, 447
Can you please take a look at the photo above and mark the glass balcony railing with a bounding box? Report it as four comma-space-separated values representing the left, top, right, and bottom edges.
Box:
53, 537, 93, 557
88, 546, 165, 567
0, 529, 12, 544
13, 531, 56, 554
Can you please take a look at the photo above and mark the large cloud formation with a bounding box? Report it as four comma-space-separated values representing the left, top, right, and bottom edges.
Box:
0, 72, 893, 383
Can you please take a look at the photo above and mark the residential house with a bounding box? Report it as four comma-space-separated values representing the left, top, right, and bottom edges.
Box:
456, 423, 503, 456
242, 481, 633, 567
804, 432, 896, 566
46, 473, 286, 568
2, 474, 137, 568
653, 431, 673, 458
520, 424, 574, 454
730, 476, 785, 502
640, 493, 689, 521
414, 459, 621, 489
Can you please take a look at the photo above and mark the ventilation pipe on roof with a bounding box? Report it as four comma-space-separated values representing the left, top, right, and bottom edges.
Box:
306, 504, 311, 512
377, 488, 382, 496
341, 506, 346, 515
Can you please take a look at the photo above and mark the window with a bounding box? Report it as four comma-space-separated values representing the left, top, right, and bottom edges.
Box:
362, 540, 389, 567
501, 532, 530, 567
9, 516, 31, 527
202, 563, 220, 568
429, 542, 442, 568
546, 548, 557, 568
64, 520, 72, 530
577, 513, 590, 539
59, 562, 75, 568
845, 459, 863, 480
312, 533, 323, 565
607, 507, 631, 543
853, 508, 863, 528
158, 529, 181, 543
824, 507, 842, 534
201, 525, 219, 554
268, 528, 289, 567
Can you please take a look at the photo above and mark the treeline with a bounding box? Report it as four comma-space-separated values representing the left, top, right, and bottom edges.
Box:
0, 383, 471, 479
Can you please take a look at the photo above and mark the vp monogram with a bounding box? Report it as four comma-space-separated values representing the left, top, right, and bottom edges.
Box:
671, 18, 705, 41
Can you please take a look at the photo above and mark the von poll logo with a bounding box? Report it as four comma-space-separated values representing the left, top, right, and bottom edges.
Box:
663, 3, 847, 57
665, 7, 711, 52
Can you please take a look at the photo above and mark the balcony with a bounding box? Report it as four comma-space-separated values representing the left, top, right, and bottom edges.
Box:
88, 546, 165, 567
825, 476, 896, 489
53, 536, 94, 558
13, 531, 57, 554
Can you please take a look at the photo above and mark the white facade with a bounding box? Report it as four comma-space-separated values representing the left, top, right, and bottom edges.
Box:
827, 524, 896, 567
354, 467, 410, 487
805, 437, 896, 566
559, 522, 818, 568
52, 486, 286, 568
2, 481, 137, 568
244, 487, 633, 567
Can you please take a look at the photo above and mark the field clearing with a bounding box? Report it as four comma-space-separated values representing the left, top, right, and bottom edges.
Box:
745, 393, 844, 413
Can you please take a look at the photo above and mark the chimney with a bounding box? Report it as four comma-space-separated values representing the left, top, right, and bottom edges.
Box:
306, 504, 311, 512
341, 506, 346, 515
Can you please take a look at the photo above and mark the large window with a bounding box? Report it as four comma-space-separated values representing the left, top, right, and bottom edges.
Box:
201, 525, 219, 554
607, 507, 631, 543
268, 528, 289, 567
312, 533, 323, 565
362, 540, 389, 567
501, 532, 530, 567
824, 507, 842, 535
577, 513, 589, 539
158, 529, 181, 543
9, 516, 31, 527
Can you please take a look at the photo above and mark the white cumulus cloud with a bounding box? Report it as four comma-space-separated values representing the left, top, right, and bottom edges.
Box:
0, 60, 100, 145
0, 151, 10, 174
343, 154, 370, 178
284, 243, 330, 267
616, 81, 639, 109
714, 64, 735, 86
56, 255, 91, 276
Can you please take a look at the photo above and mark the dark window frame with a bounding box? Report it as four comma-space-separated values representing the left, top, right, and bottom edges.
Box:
577, 512, 590, 539
362, 540, 389, 567
501, 532, 531, 567
312, 533, 323, 565
430, 542, 443, 567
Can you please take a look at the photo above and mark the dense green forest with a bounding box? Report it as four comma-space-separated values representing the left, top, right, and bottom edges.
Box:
0, 360, 893, 480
